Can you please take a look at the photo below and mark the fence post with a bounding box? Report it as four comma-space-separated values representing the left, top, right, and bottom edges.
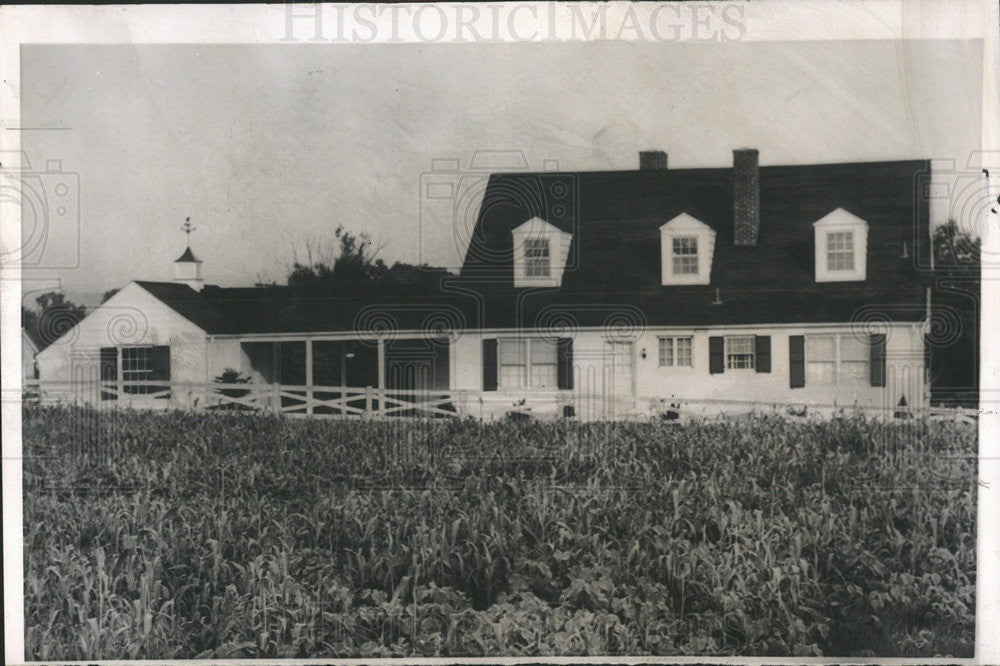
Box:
273, 383, 281, 414
305, 339, 313, 417
365, 385, 373, 418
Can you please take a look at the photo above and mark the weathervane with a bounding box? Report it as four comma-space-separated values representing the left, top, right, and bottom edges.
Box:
181, 217, 196, 247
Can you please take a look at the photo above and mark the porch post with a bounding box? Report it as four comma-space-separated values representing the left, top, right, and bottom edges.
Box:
305, 339, 313, 416
377, 337, 386, 390
377, 337, 386, 415
116, 347, 123, 404
272, 341, 281, 413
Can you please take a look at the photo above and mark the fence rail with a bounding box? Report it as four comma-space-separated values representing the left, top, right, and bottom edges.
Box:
17, 379, 978, 423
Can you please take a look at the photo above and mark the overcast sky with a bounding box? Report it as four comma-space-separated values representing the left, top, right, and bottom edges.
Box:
19, 39, 983, 303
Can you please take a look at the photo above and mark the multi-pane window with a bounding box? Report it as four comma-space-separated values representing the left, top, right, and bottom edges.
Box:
805, 336, 836, 385
499, 338, 559, 389
672, 236, 699, 275
806, 333, 869, 385
658, 336, 693, 367
725, 336, 755, 369
499, 339, 527, 388
839, 335, 870, 382
524, 238, 550, 277
826, 232, 855, 271
530, 339, 558, 388
102, 345, 170, 398
122, 346, 155, 394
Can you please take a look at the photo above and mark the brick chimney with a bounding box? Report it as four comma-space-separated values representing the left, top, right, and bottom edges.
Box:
732, 148, 760, 246
639, 150, 668, 170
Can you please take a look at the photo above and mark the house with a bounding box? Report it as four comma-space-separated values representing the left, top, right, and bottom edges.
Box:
35, 149, 932, 418
22, 328, 39, 380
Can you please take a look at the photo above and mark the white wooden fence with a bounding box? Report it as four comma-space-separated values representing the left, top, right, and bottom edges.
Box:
20, 380, 460, 418
19, 379, 978, 423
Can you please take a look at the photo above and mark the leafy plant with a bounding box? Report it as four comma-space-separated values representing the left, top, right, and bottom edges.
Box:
22, 405, 976, 659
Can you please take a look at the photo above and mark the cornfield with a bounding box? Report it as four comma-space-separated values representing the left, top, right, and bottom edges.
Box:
23, 404, 975, 659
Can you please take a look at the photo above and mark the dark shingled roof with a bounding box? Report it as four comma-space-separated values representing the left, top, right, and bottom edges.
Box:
135, 281, 231, 332
133, 281, 481, 336
455, 159, 932, 327
136, 159, 931, 335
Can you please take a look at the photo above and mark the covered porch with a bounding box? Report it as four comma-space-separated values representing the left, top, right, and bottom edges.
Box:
223, 332, 454, 417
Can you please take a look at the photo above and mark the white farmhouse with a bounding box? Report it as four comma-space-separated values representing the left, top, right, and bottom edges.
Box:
36, 150, 931, 418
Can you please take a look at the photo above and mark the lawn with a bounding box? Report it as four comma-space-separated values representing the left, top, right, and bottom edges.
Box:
22, 404, 975, 659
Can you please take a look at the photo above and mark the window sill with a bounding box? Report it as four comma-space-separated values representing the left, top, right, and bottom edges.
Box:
815, 269, 866, 283
497, 386, 564, 391
661, 275, 711, 286
513, 277, 562, 288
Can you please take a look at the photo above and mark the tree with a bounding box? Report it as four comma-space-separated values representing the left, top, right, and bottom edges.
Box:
285, 226, 449, 299
933, 219, 981, 267
22, 291, 87, 350
929, 219, 979, 407
101, 288, 120, 303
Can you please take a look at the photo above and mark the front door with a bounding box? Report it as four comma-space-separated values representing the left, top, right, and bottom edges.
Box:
605, 341, 634, 415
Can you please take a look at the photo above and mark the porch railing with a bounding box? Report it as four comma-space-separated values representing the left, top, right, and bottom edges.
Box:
18, 380, 461, 419
17, 379, 976, 422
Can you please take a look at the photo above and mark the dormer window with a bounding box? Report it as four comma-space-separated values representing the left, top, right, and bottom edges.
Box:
512, 217, 572, 288
826, 232, 855, 272
525, 238, 550, 277
660, 213, 715, 286
813, 208, 867, 282
672, 237, 699, 275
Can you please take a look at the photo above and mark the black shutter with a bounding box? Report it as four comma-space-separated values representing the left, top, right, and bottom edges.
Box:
870, 333, 886, 387
100, 346, 117, 401
153, 346, 171, 398
433, 338, 450, 390
709, 336, 725, 374
557, 338, 573, 389
789, 335, 805, 388
755, 335, 771, 373
482, 339, 498, 391
152, 346, 171, 380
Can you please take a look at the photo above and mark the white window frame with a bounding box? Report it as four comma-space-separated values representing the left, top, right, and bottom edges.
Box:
498, 337, 560, 390
658, 336, 693, 368
660, 213, 715, 286
825, 231, 855, 272
120, 345, 156, 395
725, 335, 755, 370
813, 208, 867, 282
122, 344, 154, 375
524, 238, 551, 277
511, 217, 573, 288
805, 333, 870, 385
671, 236, 699, 276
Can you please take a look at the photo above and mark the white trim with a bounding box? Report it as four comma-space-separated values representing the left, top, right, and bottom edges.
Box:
804, 331, 872, 386
496, 336, 561, 390
511, 217, 573, 288
211, 321, 920, 341
656, 335, 694, 369
813, 208, 868, 282
724, 334, 756, 370
660, 213, 715, 286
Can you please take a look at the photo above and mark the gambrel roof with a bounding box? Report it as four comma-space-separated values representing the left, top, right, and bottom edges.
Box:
456, 159, 931, 327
